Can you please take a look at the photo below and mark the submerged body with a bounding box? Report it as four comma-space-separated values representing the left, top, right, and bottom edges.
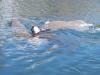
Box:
41, 20, 92, 31
11, 18, 92, 38
11, 18, 54, 39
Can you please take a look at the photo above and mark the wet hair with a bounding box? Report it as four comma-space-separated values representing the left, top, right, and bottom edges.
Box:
31, 26, 35, 33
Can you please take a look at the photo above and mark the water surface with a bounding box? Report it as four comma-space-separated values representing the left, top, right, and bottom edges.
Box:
0, 0, 100, 75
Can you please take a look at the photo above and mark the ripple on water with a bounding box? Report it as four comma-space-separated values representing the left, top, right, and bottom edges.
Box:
26, 56, 56, 70
0, 17, 100, 75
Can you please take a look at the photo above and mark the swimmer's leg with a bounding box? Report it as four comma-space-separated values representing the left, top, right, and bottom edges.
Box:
11, 18, 31, 38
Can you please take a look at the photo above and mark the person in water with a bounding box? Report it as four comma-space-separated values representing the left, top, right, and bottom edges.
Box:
31, 25, 41, 37
31, 20, 92, 37
31, 25, 51, 37
12, 18, 92, 37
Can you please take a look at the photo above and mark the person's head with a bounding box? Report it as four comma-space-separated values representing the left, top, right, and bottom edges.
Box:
31, 25, 41, 37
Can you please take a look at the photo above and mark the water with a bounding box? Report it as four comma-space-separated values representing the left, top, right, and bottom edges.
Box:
0, 0, 100, 75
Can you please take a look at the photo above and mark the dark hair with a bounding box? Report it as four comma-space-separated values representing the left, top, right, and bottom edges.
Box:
31, 26, 34, 33
31, 26, 35, 36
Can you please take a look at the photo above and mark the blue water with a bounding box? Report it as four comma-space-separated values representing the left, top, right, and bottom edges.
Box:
0, 18, 100, 75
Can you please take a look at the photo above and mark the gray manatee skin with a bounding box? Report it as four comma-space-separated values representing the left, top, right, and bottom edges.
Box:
41, 20, 90, 31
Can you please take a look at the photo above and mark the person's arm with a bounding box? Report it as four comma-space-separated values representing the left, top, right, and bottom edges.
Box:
11, 18, 31, 37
